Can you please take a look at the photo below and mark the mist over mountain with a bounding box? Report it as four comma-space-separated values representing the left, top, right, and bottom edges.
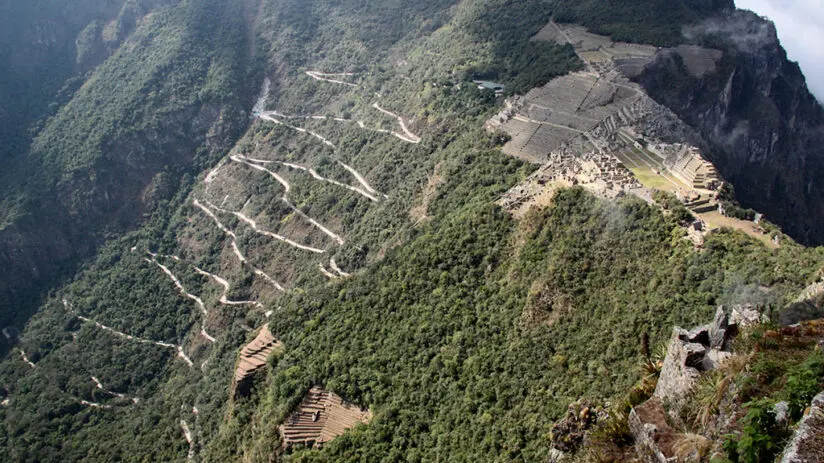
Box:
736, 0, 824, 101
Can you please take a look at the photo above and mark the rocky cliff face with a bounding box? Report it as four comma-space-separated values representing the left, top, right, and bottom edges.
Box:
635, 10, 824, 245
0, 100, 244, 325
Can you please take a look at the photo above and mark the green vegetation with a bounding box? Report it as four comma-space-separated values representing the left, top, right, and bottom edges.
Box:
669, 323, 824, 463
554, 0, 732, 46
1, 0, 823, 461
204, 185, 823, 461
0, 0, 255, 327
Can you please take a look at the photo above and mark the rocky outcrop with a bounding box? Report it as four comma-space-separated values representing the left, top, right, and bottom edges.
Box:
550, 400, 601, 453
633, 306, 763, 462
629, 397, 680, 463
635, 10, 824, 245
654, 305, 763, 407
780, 392, 824, 463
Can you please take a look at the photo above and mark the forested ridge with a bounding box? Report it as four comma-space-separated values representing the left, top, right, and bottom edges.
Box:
1, 0, 822, 461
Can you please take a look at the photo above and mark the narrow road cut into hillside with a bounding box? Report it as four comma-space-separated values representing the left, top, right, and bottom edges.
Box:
305, 70, 358, 87
76, 315, 194, 367
194, 266, 263, 307
192, 198, 286, 291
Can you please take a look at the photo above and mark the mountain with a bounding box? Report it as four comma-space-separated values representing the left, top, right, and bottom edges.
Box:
635, 9, 824, 246
0, 1, 822, 461
0, 0, 253, 325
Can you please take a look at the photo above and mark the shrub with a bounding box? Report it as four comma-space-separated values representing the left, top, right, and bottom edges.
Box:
784, 350, 824, 420
730, 398, 782, 463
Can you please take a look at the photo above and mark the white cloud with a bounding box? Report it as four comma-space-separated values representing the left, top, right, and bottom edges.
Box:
735, 0, 824, 101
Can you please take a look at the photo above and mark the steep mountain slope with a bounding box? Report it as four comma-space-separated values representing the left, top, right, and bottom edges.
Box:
635, 9, 824, 245
0, 0, 253, 325
0, 0, 823, 462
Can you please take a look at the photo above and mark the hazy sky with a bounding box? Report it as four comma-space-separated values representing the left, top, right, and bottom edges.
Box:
736, 0, 824, 101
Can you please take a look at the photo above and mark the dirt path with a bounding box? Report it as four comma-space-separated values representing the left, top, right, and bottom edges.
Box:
372, 103, 421, 143
193, 267, 263, 307
80, 399, 113, 409
145, 257, 208, 317
192, 199, 285, 291
329, 258, 351, 277
318, 262, 338, 279
205, 198, 326, 253
281, 198, 345, 245
144, 254, 217, 343
305, 71, 357, 87
180, 419, 195, 460
258, 112, 336, 148
223, 157, 345, 246
18, 348, 35, 368
77, 316, 194, 367
231, 154, 292, 192
267, 110, 397, 138
335, 160, 385, 199
91, 376, 140, 404
274, 160, 379, 202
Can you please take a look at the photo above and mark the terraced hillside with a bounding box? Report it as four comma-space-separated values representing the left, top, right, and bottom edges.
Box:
1, 1, 823, 462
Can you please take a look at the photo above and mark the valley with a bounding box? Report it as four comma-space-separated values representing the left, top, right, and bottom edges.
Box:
1, 1, 823, 462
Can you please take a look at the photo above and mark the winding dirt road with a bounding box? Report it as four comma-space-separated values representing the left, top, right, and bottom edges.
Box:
194, 267, 263, 307
77, 315, 193, 367
91, 376, 140, 404
329, 258, 351, 277
318, 262, 338, 279
274, 160, 379, 202
372, 103, 421, 143
192, 198, 286, 291
204, 197, 326, 253
305, 71, 357, 87
258, 112, 336, 148
18, 349, 35, 368
145, 257, 208, 317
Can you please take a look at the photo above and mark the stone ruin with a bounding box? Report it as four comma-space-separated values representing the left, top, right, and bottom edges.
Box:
630, 305, 765, 463
233, 324, 283, 396
279, 386, 372, 449
491, 20, 725, 217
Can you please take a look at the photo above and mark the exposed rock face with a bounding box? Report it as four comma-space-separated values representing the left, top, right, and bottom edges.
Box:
654, 306, 738, 406
780, 392, 824, 463
635, 10, 824, 245
654, 329, 708, 406
635, 306, 764, 462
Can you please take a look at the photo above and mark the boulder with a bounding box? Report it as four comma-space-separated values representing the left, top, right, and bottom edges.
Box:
654, 328, 707, 405
730, 304, 766, 329
629, 397, 679, 463
701, 349, 732, 371
774, 401, 790, 426
709, 305, 730, 350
